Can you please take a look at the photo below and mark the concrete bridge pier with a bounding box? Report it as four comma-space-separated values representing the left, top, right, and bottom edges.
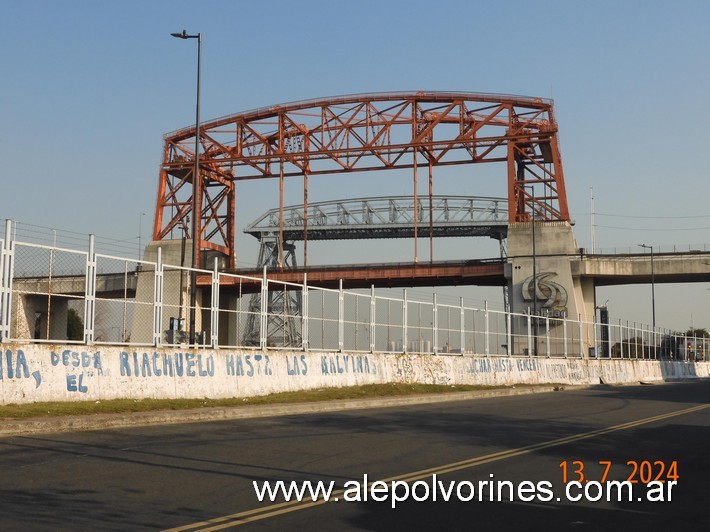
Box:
12, 294, 69, 341
133, 240, 207, 346
506, 222, 596, 357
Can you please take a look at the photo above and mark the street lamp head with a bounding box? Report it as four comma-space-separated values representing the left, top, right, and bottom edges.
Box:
171, 30, 199, 40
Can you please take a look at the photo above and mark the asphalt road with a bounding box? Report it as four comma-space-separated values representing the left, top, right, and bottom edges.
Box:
0, 381, 708, 531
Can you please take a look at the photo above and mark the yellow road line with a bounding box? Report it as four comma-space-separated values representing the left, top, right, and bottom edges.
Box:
165, 403, 708, 531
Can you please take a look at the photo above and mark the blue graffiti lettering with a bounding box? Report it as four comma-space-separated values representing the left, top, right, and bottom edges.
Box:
468, 359, 493, 374
226, 354, 268, 378
163, 354, 174, 377
51, 350, 102, 373
185, 353, 196, 376
1, 349, 30, 380
141, 353, 153, 377
516, 359, 538, 372
287, 355, 308, 375
121, 351, 219, 378
197, 354, 208, 377
152, 353, 161, 376
120, 351, 131, 376
321, 355, 373, 375
66, 374, 88, 393
174, 353, 184, 377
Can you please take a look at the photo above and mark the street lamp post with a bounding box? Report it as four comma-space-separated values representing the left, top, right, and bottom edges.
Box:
171, 29, 201, 345
138, 212, 145, 260
638, 243, 656, 330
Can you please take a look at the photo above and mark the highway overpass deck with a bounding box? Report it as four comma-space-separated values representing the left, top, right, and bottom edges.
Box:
207, 250, 710, 293
211, 259, 507, 292
575, 251, 710, 286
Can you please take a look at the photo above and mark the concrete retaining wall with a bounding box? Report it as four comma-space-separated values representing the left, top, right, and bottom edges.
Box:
1, 343, 708, 405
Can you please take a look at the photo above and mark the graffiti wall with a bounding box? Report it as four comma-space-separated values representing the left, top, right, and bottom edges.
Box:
1, 344, 708, 405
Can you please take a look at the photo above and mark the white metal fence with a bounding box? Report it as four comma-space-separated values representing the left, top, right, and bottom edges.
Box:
0, 222, 706, 361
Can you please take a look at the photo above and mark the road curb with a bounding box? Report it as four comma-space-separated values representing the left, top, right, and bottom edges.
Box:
0, 385, 572, 438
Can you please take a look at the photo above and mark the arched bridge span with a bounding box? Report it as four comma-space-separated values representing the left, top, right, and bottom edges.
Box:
153, 91, 569, 268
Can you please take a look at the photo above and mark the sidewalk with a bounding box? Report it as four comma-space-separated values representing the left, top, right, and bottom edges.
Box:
0, 385, 567, 438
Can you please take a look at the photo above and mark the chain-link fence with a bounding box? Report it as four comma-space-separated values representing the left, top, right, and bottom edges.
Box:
1, 226, 706, 361
9, 242, 88, 344
307, 286, 340, 351
94, 253, 152, 345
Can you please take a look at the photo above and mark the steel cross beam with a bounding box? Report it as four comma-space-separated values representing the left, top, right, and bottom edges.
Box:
153, 91, 569, 268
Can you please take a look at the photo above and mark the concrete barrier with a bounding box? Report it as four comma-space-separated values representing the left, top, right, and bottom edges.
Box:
1, 343, 708, 405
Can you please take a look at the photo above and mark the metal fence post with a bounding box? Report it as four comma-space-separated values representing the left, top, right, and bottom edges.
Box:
545, 313, 550, 358
83, 234, 97, 345
459, 298, 465, 355
578, 314, 583, 358
506, 311, 512, 357
563, 316, 568, 358
0, 220, 13, 342
302, 274, 309, 351
369, 284, 375, 354
402, 289, 408, 353
526, 309, 532, 357
338, 279, 344, 352
260, 266, 267, 350
484, 301, 490, 356
210, 258, 220, 348
432, 293, 438, 354
153, 247, 164, 347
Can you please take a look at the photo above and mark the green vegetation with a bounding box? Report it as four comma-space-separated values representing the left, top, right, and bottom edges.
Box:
66, 308, 84, 341
0, 383, 507, 420
682, 328, 709, 338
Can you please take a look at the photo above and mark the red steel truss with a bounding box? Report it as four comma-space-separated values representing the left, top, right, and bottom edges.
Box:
153, 91, 569, 268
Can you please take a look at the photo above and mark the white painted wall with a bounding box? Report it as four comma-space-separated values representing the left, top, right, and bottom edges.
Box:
1, 343, 708, 405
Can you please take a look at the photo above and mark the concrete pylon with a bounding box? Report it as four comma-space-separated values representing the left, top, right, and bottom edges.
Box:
505, 222, 595, 356
132, 239, 203, 345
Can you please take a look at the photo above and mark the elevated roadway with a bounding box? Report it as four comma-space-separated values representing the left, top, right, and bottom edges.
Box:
216, 258, 506, 293
576, 251, 710, 285
206, 250, 710, 292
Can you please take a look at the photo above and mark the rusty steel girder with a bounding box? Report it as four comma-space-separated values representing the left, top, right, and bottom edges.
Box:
153, 91, 569, 268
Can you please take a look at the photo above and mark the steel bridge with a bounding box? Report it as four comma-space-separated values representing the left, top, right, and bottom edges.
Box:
244, 194, 508, 265
153, 91, 568, 269
238, 195, 509, 345
245, 195, 509, 241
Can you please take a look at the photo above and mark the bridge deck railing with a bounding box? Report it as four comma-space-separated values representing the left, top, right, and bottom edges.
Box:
1, 225, 706, 362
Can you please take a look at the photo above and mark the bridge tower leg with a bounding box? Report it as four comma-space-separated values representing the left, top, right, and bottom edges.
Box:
242, 236, 303, 347
506, 222, 595, 357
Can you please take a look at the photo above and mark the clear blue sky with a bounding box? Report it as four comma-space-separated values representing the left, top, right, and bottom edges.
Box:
2, 0, 709, 330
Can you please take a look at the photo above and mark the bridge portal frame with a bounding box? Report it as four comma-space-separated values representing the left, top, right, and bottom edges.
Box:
154, 91, 569, 269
